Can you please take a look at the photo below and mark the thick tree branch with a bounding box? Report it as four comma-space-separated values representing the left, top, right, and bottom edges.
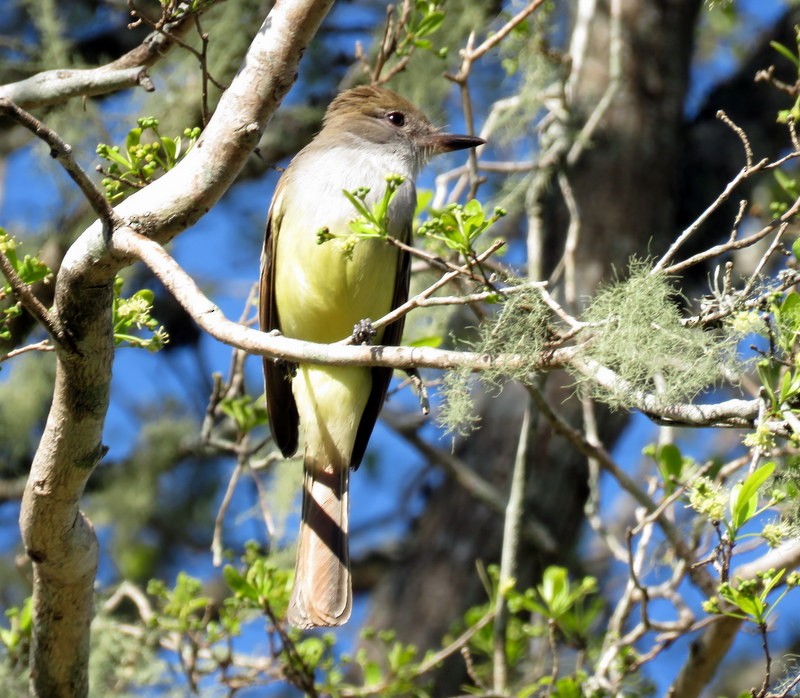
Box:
0, 66, 153, 109
19, 1, 335, 696
113, 227, 768, 434
111, 227, 557, 372
0, 9, 200, 109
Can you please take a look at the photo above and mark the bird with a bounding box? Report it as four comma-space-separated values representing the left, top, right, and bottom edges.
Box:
259, 84, 484, 627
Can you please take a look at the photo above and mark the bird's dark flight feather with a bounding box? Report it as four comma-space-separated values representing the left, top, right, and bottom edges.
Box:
260, 193, 299, 458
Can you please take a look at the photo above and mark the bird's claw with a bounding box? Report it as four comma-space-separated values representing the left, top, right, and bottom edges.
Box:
352, 319, 377, 345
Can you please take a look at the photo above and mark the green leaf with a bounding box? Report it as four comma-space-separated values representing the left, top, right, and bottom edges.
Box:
463, 198, 483, 218
222, 565, 248, 593
160, 136, 178, 164
774, 169, 798, 197
342, 188, 372, 220
126, 127, 142, 157
363, 660, 382, 686
16, 255, 51, 285
792, 237, 800, 262
730, 462, 776, 531
655, 443, 683, 490
103, 146, 133, 169
415, 11, 444, 37
761, 568, 785, 597
771, 40, 800, 68
409, 335, 442, 348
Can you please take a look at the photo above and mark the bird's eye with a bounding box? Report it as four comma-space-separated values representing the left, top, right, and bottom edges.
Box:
385, 111, 406, 127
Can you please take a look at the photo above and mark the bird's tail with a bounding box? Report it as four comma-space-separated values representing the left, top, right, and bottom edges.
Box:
287, 454, 352, 628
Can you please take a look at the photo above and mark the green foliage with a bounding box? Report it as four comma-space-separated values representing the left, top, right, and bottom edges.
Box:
0, 228, 52, 343
508, 566, 602, 648
454, 565, 602, 694
0, 598, 31, 668
728, 462, 776, 534
417, 200, 506, 259
770, 168, 799, 217
751, 291, 800, 415
322, 628, 433, 697
318, 174, 406, 259
148, 573, 212, 634
643, 443, 693, 495
769, 31, 800, 124
399, 1, 447, 56
687, 475, 728, 522
343, 174, 406, 238
704, 568, 800, 627
96, 118, 201, 202
219, 394, 269, 434
576, 263, 732, 408
111, 276, 168, 351
222, 544, 293, 618
688, 462, 780, 536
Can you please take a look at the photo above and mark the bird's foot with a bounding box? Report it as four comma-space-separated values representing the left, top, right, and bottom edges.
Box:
352, 318, 377, 345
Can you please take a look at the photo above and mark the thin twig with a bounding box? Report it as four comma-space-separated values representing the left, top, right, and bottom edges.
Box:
350, 239, 506, 339
339, 609, 497, 697
493, 400, 532, 693
0, 338, 54, 363
0, 98, 118, 228
211, 460, 245, 567
525, 383, 717, 597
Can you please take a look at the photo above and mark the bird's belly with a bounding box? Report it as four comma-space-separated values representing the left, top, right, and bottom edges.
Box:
275, 231, 399, 345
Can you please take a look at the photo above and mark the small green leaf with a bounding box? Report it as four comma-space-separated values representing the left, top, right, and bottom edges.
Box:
126, 127, 142, 157
771, 40, 800, 68
160, 136, 178, 164
409, 335, 442, 348
730, 462, 775, 530
656, 443, 683, 490
363, 661, 382, 686
415, 11, 444, 37
792, 237, 800, 262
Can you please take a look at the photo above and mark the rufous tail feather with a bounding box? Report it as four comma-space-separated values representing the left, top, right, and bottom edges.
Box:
288, 454, 351, 628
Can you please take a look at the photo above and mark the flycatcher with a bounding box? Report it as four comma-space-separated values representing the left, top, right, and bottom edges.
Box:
259, 85, 484, 628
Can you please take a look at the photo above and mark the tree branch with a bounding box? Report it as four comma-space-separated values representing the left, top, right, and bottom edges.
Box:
0, 98, 117, 227
19, 1, 335, 696
0, 8, 201, 109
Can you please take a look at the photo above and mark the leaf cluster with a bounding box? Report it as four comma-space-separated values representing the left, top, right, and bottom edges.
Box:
418, 200, 506, 259
457, 565, 603, 696
704, 568, 800, 627
111, 276, 168, 352
0, 228, 52, 343
97, 118, 201, 202
398, 1, 447, 58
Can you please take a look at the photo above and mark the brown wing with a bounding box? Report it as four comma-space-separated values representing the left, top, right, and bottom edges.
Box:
260, 183, 299, 457
350, 233, 411, 469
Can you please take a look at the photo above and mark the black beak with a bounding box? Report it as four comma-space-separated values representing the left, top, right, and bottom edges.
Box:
424, 133, 485, 153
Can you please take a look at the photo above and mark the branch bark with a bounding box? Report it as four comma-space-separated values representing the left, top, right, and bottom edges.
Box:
112, 226, 764, 432
18, 1, 334, 695
0, 9, 200, 109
